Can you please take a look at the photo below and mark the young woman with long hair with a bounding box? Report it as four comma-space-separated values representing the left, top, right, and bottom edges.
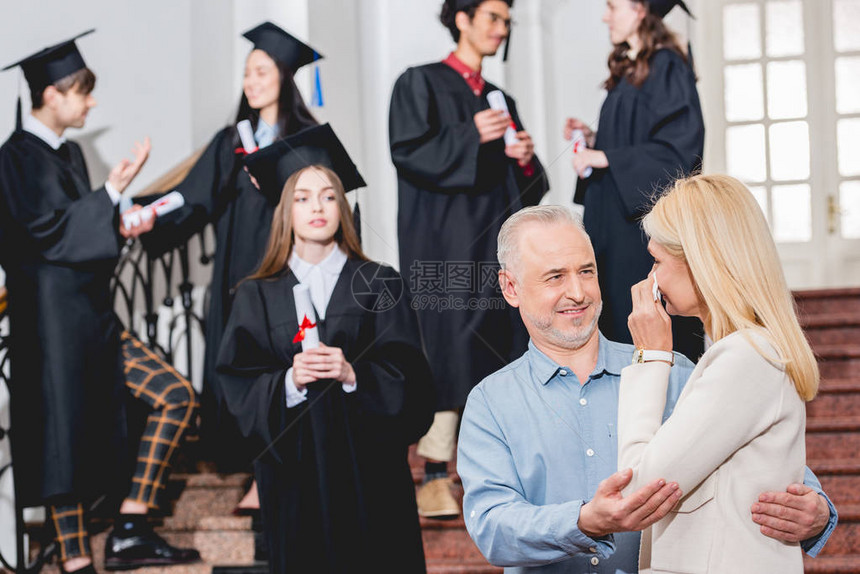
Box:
216, 128, 434, 572
617, 174, 819, 572
564, 0, 705, 361
142, 22, 320, 470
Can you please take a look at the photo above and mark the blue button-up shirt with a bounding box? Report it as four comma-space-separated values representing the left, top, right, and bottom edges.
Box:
458, 334, 836, 573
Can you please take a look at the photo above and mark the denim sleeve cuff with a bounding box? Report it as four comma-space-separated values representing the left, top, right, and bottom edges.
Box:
802, 494, 839, 557
552, 500, 615, 559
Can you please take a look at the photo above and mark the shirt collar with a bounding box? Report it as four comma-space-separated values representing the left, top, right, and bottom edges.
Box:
442, 52, 486, 95
23, 114, 66, 150
254, 119, 278, 149
289, 245, 348, 281
527, 332, 626, 386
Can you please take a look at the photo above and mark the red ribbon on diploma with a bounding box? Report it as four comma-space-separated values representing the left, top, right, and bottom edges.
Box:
234, 147, 259, 156
293, 315, 317, 344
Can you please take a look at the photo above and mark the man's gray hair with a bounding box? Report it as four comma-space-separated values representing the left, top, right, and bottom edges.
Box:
497, 205, 589, 273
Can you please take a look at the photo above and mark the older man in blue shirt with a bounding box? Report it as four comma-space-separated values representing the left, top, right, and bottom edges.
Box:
458, 206, 837, 572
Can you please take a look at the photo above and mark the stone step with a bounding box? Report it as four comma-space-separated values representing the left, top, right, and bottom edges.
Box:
426, 559, 502, 574
803, 554, 860, 573
810, 459, 860, 505
806, 417, 860, 460
815, 505, 860, 556
807, 379, 860, 419
795, 287, 860, 316
162, 473, 250, 527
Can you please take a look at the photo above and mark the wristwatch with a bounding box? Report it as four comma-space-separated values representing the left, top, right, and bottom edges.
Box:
632, 349, 675, 366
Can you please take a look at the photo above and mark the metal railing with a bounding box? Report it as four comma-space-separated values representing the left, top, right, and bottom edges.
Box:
0, 227, 212, 574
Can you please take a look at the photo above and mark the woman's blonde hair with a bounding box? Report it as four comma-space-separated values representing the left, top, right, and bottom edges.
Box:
643, 174, 819, 401
246, 165, 367, 282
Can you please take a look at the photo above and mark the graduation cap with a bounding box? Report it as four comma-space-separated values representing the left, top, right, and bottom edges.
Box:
244, 123, 366, 238
2, 29, 95, 129
446, 0, 515, 61
648, 0, 694, 18
242, 22, 325, 105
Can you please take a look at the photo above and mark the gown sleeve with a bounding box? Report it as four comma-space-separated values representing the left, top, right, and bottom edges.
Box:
602, 51, 705, 218
214, 279, 288, 452
139, 129, 237, 257
349, 265, 435, 445
507, 96, 550, 208
0, 145, 121, 265
389, 67, 483, 193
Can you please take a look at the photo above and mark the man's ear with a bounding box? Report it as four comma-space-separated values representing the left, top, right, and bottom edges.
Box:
41, 85, 61, 108
455, 10, 472, 35
499, 268, 520, 308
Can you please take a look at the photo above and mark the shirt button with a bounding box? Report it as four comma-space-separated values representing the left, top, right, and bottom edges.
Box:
470, 510, 476, 518
589, 546, 597, 553
463, 72, 470, 78
473, 89, 481, 95
586, 448, 595, 457
559, 369, 567, 376
579, 397, 587, 406
591, 556, 600, 565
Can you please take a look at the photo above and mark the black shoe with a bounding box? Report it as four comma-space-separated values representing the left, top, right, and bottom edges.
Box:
104, 529, 201, 571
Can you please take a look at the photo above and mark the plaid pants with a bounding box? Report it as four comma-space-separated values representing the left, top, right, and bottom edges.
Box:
50, 332, 197, 561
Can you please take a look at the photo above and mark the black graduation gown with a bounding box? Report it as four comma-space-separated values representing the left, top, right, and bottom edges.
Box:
141, 124, 310, 467
0, 131, 127, 506
574, 49, 705, 361
216, 258, 434, 574
389, 62, 549, 411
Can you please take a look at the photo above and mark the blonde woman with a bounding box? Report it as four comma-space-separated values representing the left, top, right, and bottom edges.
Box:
617, 174, 820, 573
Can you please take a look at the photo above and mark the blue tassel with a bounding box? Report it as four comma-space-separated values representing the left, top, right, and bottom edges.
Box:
312, 52, 324, 107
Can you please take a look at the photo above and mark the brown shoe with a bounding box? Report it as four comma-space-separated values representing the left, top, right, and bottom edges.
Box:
416, 477, 459, 519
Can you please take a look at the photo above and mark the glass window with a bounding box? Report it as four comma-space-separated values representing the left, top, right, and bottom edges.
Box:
724, 3, 762, 60
766, 1, 805, 57
838, 118, 860, 177
725, 64, 765, 121
841, 181, 860, 239
769, 121, 810, 181
835, 57, 860, 115
727, 124, 768, 182
767, 60, 808, 119
772, 184, 812, 242
834, 0, 860, 52
748, 185, 770, 221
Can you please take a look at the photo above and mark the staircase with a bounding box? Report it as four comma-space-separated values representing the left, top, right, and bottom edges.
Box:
798, 287, 860, 574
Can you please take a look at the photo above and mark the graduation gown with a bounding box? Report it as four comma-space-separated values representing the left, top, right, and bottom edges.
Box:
389, 62, 549, 411
574, 49, 705, 360
216, 258, 434, 573
141, 122, 311, 467
0, 131, 127, 506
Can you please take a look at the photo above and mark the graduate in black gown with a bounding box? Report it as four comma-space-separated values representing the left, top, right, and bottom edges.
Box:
141, 22, 320, 469
0, 31, 198, 573
217, 124, 434, 573
388, 0, 549, 517
565, 0, 705, 361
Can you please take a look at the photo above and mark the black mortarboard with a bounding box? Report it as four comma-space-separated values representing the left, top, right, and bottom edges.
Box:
2, 29, 95, 129
242, 22, 322, 72
244, 123, 365, 240
244, 123, 365, 200
648, 0, 693, 18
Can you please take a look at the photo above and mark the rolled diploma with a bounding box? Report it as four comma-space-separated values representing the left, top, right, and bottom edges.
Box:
237, 119, 258, 153
293, 284, 320, 350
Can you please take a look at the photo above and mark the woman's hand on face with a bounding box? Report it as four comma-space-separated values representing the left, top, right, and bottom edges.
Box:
572, 148, 609, 178
628, 274, 673, 353
292, 344, 356, 389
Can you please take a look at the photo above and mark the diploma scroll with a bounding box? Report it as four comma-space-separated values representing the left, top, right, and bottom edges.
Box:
293, 284, 320, 350
486, 90, 520, 147
122, 191, 185, 229
237, 119, 258, 154
571, 129, 593, 178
